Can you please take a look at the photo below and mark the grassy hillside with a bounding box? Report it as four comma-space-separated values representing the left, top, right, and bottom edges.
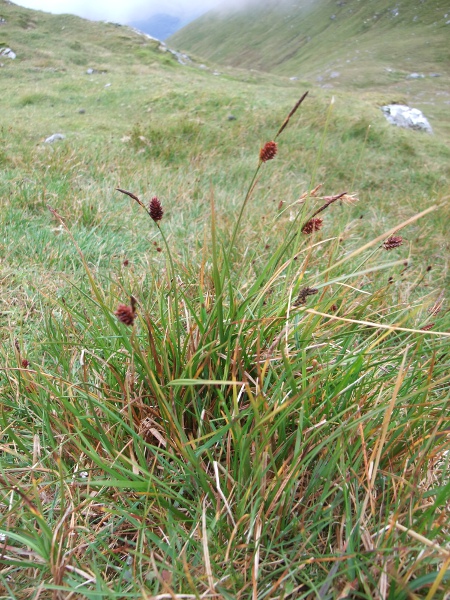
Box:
170, 0, 450, 139
0, 1, 449, 598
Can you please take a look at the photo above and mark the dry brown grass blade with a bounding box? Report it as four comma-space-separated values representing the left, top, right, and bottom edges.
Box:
202, 500, 216, 596
252, 517, 262, 600
305, 309, 450, 338
392, 522, 450, 558
425, 555, 450, 599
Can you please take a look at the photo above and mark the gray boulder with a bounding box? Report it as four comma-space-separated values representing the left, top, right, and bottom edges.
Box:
381, 105, 432, 133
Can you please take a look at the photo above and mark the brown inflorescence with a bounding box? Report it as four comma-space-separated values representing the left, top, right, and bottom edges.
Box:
420, 323, 435, 331
149, 197, 164, 222
259, 141, 278, 162
21, 359, 30, 368
115, 297, 137, 326
383, 236, 403, 250
293, 287, 319, 306
302, 218, 323, 234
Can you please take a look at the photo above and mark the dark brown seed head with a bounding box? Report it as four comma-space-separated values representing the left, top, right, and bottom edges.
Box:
420, 323, 435, 331
21, 359, 30, 368
383, 236, 403, 250
293, 287, 319, 306
302, 218, 323, 234
259, 141, 278, 162
115, 299, 137, 326
149, 197, 164, 222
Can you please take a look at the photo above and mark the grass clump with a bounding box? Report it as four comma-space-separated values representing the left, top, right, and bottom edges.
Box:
1, 92, 449, 600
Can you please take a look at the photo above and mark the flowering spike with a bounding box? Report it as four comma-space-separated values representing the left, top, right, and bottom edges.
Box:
259, 141, 278, 163
149, 197, 164, 222
293, 287, 319, 307
302, 218, 323, 234
383, 236, 403, 250
115, 297, 137, 326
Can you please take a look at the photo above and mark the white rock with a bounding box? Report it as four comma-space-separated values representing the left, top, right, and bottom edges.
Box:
0, 47, 16, 59
44, 133, 66, 143
381, 105, 432, 133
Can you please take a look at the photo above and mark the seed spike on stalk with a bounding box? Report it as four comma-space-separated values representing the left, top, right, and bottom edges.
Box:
116, 188, 147, 210
302, 218, 323, 234
259, 141, 278, 163
275, 90, 309, 139
149, 196, 164, 222
383, 236, 403, 251
115, 296, 137, 326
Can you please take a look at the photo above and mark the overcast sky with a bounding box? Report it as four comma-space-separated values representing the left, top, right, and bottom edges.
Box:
12, 0, 225, 22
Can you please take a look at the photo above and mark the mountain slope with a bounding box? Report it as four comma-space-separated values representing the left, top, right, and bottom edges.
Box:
169, 0, 450, 81
0, 0, 177, 69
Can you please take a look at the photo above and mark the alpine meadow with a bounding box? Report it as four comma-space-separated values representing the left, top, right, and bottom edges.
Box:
0, 0, 449, 598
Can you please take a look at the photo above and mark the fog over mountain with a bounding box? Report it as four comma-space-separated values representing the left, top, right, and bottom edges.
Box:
12, 0, 303, 23
11, 0, 261, 22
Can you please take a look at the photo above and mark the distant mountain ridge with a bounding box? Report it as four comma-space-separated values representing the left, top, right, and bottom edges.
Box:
169, 0, 450, 84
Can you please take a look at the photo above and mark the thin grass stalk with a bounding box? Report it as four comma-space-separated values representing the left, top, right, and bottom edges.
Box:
229, 92, 308, 252
266, 97, 336, 273
156, 223, 182, 367
210, 191, 225, 345
229, 166, 262, 251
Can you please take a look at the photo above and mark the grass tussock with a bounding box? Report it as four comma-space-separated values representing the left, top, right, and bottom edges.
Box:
1, 91, 449, 599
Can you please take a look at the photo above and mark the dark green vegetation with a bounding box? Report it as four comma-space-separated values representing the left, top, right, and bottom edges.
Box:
170, 0, 450, 139
0, 1, 449, 598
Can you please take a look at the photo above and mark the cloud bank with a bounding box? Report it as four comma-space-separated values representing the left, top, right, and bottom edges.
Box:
12, 0, 226, 22
12, 0, 295, 22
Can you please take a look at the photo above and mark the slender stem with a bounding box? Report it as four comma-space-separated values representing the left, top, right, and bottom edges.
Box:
229, 93, 309, 254
229, 163, 262, 251
210, 193, 224, 344
157, 224, 182, 366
